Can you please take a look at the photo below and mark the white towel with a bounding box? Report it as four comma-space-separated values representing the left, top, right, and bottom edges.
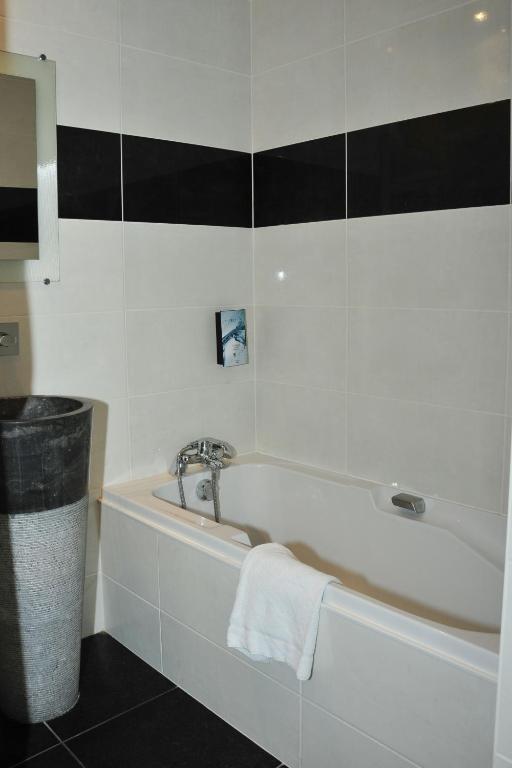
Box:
227, 542, 338, 681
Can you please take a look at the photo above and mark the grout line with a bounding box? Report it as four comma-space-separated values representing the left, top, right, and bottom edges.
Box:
250, 0, 258, 453
251, 0, 478, 77
160, 607, 299, 695
126, 379, 254, 400
120, 42, 251, 78
118, 0, 134, 484
254, 379, 510, 419
343, 0, 482, 46
34, 720, 85, 768
156, 536, 164, 673
59, 743, 86, 768
10, 741, 62, 768
343, 0, 349, 481
251, 304, 510, 314
62, 688, 176, 745
253, 41, 346, 78
4, 302, 510, 321
0, 13, 121, 46
301, 699, 422, 768
103, 574, 159, 611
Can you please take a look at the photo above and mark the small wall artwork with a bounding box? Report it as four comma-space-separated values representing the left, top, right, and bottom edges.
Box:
216, 309, 249, 367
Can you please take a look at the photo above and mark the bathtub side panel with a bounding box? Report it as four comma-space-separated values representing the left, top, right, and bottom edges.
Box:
103, 576, 162, 671
303, 606, 497, 768
302, 700, 419, 768
101, 503, 159, 605
158, 533, 299, 690
161, 611, 300, 768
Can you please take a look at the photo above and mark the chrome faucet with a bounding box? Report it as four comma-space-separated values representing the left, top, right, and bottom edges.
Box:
174, 438, 235, 522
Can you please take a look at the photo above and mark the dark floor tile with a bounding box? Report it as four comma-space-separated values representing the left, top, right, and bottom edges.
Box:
16, 746, 80, 768
49, 633, 173, 740
0, 716, 58, 768
69, 688, 280, 768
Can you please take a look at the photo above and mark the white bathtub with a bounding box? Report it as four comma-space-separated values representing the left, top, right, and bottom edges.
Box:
100, 454, 506, 768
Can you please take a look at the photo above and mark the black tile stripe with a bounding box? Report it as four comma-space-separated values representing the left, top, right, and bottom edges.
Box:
348, 100, 511, 218
254, 100, 510, 226
254, 134, 346, 227
57, 126, 122, 221
56, 100, 510, 228
0, 187, 38, 242
122, 134, 252, 227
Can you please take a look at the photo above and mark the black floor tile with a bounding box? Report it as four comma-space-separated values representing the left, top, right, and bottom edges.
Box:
16, 746, 80, 767
49, 633, 173, 740
69, 688, 281, 768
0, 716, 58, 768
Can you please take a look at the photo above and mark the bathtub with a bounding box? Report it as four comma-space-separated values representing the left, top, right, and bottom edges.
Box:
100, 454, 506, 768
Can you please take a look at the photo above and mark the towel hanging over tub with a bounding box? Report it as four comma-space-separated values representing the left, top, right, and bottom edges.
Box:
227, 542, 339, 681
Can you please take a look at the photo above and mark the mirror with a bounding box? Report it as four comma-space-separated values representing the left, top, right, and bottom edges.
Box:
0, 72, 38, 260
0, 50, 58, 282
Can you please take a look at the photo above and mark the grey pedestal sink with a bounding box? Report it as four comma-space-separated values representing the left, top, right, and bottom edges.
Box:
0, 396, 92, 723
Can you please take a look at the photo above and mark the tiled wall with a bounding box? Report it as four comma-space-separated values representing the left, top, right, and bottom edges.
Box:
0, 0, 254, 633
252, 0, 512, 515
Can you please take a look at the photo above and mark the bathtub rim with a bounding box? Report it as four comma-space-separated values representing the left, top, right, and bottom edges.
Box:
101, 458, 501, 683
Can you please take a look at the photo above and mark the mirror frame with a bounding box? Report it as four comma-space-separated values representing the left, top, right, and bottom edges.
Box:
0, 50, 58, 283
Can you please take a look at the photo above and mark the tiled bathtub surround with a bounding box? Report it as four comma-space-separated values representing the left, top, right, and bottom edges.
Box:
252, 0, 512, 515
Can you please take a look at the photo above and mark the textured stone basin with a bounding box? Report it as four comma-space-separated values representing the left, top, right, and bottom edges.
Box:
0, 395, 92, 514
0, 395, 85, 422
0, 395, 93, 722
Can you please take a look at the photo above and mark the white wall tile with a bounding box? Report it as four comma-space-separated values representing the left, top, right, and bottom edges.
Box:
251, 0, 344, 74
126, 307, 253, 396
103, 576, 161, 670
85, 490, 101, 577
346, 0, 510, 131
302, 701, 418, 768
124, 223, 252, 310
252, 46, 345, 151
348, 394, 505, 510
158, 534, 298, 690
29, 311, 127, 400
0, 0, 119, 41
256, 306, 347, 390
0, 311, 127, 400
303, 609, 497, 768
129, 381, 255, 478
345, 0, 476, 42
348, 207, 510, 311
0, 18, 121, 132
89, 397, 131, 487
101, 506, 159, 605
0, 220, 124, 317
349, 308, 508, 412
121, 46, 251, 151
161, 612, 300, 767
256, 382, 347, 473
121, 0, 250, 73
495, 756, 512, 768
82, 573, 104, 638
255, 220, 346, 307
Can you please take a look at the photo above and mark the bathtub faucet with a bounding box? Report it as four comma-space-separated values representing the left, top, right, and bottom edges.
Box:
174, 438, 236, 521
